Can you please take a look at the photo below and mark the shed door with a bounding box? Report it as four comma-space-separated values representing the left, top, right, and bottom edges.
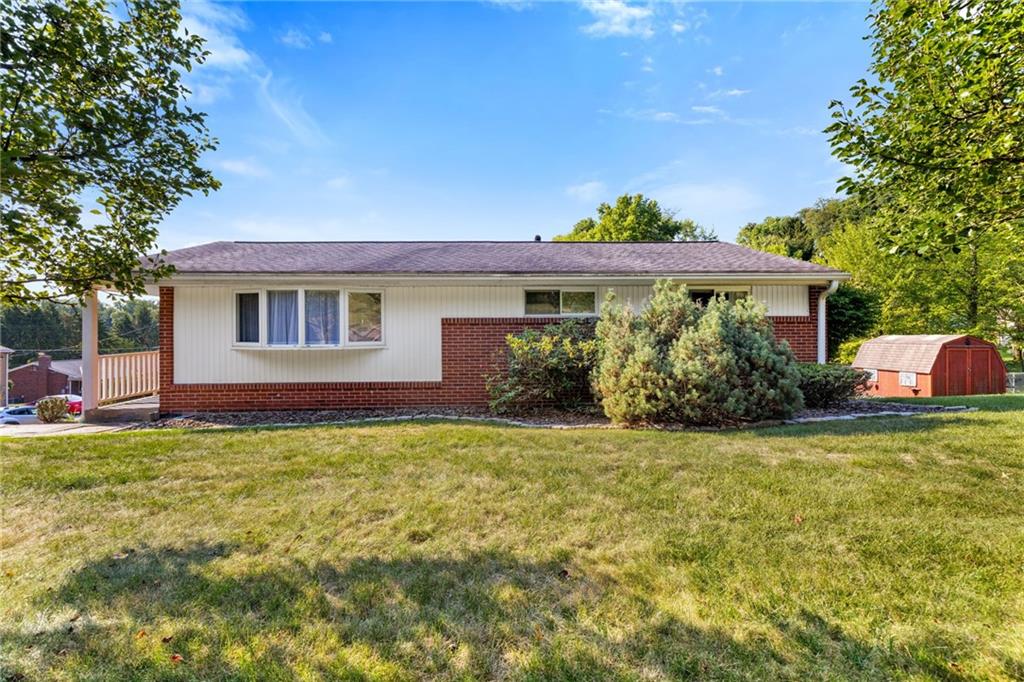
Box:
947, 348, 968, 395
970, 349, 991, 395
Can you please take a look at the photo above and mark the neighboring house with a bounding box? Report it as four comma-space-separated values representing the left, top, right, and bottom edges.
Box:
140, 240, 848, 414
1, 345, 11, 407
8, 353, 82, 404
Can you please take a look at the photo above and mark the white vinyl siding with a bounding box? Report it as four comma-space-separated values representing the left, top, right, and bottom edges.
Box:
751, 285, 809, 317
172, 282, 811, 384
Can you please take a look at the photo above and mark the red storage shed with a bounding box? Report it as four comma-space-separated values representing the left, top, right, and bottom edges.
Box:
853, 335, 1006, 397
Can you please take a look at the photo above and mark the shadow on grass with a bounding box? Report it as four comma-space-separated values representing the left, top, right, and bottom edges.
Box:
3, 542, 983, 680
751, 413, 997, 438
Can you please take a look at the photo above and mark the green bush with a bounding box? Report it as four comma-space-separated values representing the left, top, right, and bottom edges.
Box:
797, 364, 870, 408
834, 336, 869, 365
36, 396, 70, 423
594, 281, 804, 426
669, 298, 804, 425
487, 319, 599, 413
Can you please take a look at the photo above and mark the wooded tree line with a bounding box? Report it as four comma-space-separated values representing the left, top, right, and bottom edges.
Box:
0, 299, 159, 366
738, 198, 1023, 364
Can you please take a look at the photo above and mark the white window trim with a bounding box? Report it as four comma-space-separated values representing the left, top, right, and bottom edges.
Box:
232, 289, 263, 346
523, 288, 598, 317
231, 287, 385, 350
346, 289, 386, 347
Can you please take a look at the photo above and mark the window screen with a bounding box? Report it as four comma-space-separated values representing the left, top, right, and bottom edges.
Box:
525, 290, 560, 315
236, 293, 260, 343
348, 292, 382, 343
305, 290, 340, 345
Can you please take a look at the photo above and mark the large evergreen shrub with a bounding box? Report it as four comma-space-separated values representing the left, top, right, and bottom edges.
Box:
670, 298, 804, 424
594, 282, 804, 425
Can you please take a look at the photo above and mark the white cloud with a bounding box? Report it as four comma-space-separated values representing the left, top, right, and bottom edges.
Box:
670, 22, 686, 34
280, 28, 312, 49
326, 175, 351, 190
181, 0, 252, 71
217, 159, 270, 177
692, 105, 721, 115
708, 88, 751, 99
580, 0, 654, 39
318, 31, 333, 44
603, 108, 712, 125
641, 56, 654, 72
708, 65, 724, 77
257, 73, 328, 147
565, 180, 607, 202
486, 0, 534, 11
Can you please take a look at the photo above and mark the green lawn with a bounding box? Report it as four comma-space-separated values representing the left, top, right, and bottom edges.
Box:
2, 397, 1022, 680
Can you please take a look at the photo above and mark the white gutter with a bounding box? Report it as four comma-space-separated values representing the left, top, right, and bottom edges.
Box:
817, 280, 840, 364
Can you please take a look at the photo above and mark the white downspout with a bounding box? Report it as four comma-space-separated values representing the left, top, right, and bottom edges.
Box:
817, 280, 840, 364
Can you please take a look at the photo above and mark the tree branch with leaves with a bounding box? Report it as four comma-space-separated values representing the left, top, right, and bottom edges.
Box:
1, 0, 220, 306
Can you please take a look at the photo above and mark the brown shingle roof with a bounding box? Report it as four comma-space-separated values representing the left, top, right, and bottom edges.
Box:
160, 241, 847, 277
852, 335, 967, 374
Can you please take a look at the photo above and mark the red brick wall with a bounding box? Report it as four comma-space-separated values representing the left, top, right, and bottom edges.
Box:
8, 362, 71, 403
158, 285, 824, 413
768, 285, 822, 362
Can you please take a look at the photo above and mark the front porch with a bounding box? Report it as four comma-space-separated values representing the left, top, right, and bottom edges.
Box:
81, 292, 161, 422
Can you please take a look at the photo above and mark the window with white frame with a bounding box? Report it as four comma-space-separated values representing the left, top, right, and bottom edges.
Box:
524, 289, 596, 316
689, 288, 749, 306
305, 290, 340, 345
233, 288, 383, 347
348, 291, 383, 344
235, 292, 260, 344
267, 290, 299, 345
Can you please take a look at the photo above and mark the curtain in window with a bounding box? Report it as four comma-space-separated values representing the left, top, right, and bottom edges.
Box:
305, 290, 339, 344
268, 290, 298, 344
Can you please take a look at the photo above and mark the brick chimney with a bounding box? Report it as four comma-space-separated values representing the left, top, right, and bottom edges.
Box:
36, 352, 51, 373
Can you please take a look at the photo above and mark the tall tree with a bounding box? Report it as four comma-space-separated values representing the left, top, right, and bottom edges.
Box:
555, 194, 716, 242
1, 0, 220, 305
736, 216, 814, 260
827, 0, 1024, 255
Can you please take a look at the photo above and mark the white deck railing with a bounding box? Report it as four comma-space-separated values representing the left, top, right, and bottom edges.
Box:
98, 350, 159, 405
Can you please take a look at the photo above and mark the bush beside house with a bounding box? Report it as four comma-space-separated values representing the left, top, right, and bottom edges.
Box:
490, 280, 809, 426
595, 281, 803, 425
487, 319, 599, 413
796, 364, 870, 408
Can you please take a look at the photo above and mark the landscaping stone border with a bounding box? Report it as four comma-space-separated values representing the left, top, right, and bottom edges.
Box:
130, 401, 974, 432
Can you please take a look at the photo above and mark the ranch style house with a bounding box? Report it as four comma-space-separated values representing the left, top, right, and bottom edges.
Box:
78, 240, 849, 417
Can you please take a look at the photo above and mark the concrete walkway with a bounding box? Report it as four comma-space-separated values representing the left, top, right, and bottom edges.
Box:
0, 422, 131, 438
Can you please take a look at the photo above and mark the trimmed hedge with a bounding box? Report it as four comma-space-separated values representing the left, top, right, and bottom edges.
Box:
797, 363, 870, 408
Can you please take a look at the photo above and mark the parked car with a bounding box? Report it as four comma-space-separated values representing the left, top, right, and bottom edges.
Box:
33, 394, 83, 415
0, 406, 40, 425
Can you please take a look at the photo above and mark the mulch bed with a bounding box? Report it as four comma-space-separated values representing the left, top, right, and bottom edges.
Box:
130, 399, 963, 432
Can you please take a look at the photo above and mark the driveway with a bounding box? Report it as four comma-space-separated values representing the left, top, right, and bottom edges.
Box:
0, 422, 130, 438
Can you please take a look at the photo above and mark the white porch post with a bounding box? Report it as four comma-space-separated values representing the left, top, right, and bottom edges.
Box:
82, 290, 100, 420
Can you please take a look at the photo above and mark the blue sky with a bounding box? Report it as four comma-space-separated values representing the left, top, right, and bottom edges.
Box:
163, 0, 872, 249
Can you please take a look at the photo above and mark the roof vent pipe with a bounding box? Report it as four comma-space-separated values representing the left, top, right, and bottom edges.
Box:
534, 235, 541, 242
817, 280, 840, 364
